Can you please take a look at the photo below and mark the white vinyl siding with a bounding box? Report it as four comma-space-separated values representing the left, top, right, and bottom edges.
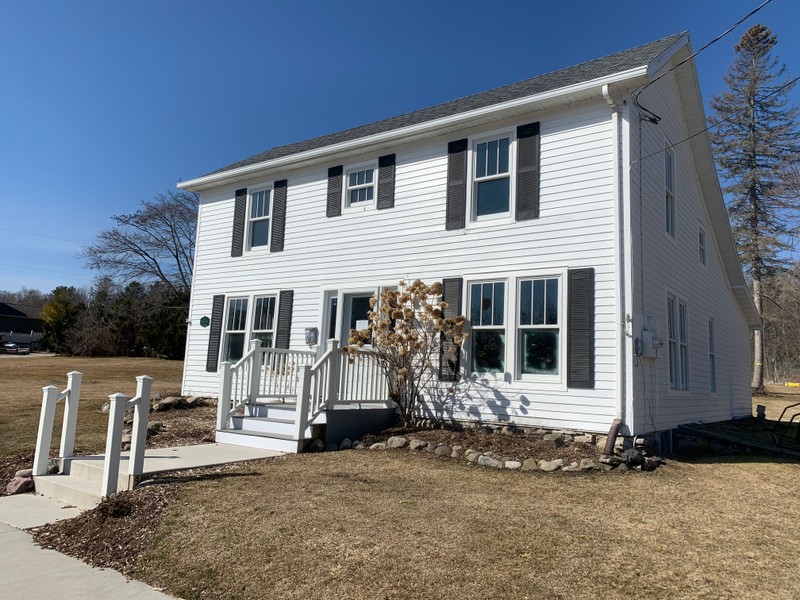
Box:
665, 147, 675, 238
183, 101, 620, 433
708, 317, 716, 393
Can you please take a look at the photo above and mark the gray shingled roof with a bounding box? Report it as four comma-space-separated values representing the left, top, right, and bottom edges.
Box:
205, 32, 685, 178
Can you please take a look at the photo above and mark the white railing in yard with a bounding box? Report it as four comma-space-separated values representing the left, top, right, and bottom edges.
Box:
34, 371, 154, 499
34, 371, 83, 476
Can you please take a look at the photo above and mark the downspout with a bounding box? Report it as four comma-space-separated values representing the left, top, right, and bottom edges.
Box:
603, 84, 631, 432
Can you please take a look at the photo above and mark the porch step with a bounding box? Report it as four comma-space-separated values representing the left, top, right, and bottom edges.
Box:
34, 474, 103, 510
216, 429, 303, 453
245, 402, 297, 419
232, 415, 311, 438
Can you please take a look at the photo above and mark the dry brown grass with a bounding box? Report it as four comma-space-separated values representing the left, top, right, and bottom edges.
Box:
134, 451, 800, 600
755, 384, 800, 420
0, 355, 184, 456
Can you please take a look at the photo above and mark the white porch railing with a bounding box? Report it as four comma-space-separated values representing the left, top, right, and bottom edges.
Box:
338, 348, 390, 405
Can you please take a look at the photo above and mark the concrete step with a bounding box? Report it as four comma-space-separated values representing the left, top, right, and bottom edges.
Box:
231, 415, 311, 438
215, 429, 302, 453
62, 456, 129, 491
34, 474, 103, 509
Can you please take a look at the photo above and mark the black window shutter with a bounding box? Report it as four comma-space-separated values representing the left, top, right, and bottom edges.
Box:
377, 154, 396, 210
275, 290, 294, 349
516, 122, 541, 221
271, 179, 287, 252
446, 139, 468, 230
567, 268, 595, 389
231, 188, 247, 257
327, 166, 343, 217
205, 295, 226, 372
439, 277, 463, 382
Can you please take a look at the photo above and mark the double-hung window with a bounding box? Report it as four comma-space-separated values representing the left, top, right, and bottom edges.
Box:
252, 296, 276, 348
473, 135, 511, 219
224, 297, 248, 363
518, 277, 560, 376
249, 188, 271, 248
665, 148, 676, 238
469, 281, 506, 372
345, 166, 375, 207
667, 294, 689, 390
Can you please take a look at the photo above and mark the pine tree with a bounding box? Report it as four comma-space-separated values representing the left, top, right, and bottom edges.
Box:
710, 24, 799, 392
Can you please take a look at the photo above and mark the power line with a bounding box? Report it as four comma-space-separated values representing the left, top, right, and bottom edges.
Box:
636, 75, 800, 163
0, 226, 81, 245
634, 0, 775, 123
0, 262, 92, 278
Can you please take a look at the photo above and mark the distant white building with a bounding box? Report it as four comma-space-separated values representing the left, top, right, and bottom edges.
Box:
178, 32, 758, 452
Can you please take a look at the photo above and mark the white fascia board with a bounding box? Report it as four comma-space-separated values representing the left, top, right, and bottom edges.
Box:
179, 66, 649, 192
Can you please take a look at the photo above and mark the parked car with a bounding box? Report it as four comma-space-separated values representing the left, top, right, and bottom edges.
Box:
2, 342, 30, 355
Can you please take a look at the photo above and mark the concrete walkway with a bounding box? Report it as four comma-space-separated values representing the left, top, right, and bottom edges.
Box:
0, 443, 283, 598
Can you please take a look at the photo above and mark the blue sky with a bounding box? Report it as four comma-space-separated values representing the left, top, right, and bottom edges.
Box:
1, 0, 798, 293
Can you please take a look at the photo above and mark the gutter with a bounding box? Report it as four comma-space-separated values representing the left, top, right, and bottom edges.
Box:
179, 67, 650, 191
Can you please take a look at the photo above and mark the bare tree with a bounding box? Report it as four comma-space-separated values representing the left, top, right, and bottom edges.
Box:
81, 191, 198, 296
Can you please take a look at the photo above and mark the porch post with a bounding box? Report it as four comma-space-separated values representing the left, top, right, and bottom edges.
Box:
248, 339, 262, 404
326, 339, 340, 409
217, 362, 232, 430
59, 371, 83, 461
294, 365, 311, 441
33, 386, 59, 476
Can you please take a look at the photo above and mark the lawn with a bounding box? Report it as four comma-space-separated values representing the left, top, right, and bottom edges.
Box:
0, 355, 184, 456
4, 358, 800, 598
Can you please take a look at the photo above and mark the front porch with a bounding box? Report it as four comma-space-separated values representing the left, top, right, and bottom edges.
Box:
216, 340, 396, 452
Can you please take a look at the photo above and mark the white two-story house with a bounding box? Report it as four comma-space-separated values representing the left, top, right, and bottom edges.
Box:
178, 32, 759, 452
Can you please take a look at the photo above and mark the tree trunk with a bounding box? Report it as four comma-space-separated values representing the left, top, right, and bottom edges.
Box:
751, 276, 766, 393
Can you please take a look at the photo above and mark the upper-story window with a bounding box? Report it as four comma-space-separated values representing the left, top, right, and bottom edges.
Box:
473, 135, 512, 219
698, 226, 707, 265
345, 166, 375, 207
249, 188, 271, 248
665, 148, 675, 238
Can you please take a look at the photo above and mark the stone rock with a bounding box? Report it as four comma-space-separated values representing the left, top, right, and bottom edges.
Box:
579, 458, 598, 471
147, 421, 163, 435
352, 441, 367, 450
642, 456, 662, 471
100, 402, 110, 413
155, 397, 180, 411
14, 469, 33, 479
500, 456, 513, 465
622, 448, 644, 467
562, 462, 580, 472
369, 442, 387, 451
185, 396, 208, 408
595, 435, 608, 448
501, 425, 517, 436
387, 436, 408, 449
121, 432, 133, 445
484, 451, 495, 458
543, 433, 564, 447
450, 447, 462, 459
425, 442, 436, 453
477, 455, 503, 469
599, 455, 623, 465
434, 445, 452, 456
46, 458, 59, 475
504, 460, 522, 470
560, 434, 574, 443
574, 434, 594, 444
521, 458, 539, 471
598, 462, 614, 472
309, 438, 325, 452
465, 451, 480, 463
5, 477, 34, 495
408, 439, 427, 451
618, 463, 630, 472
339, 438, 352, 450
538, 458, 565, 472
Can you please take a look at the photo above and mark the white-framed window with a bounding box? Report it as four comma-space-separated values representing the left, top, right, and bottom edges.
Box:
222, 294, 277, 363
472, 133, 513, 220
665, 147, 675, 238
708, 317, 716, 393
223, 297, 248, 363
469, 281, 506, 373
667, 294, 689, 391
252, 296, 277, 348
249, 187, 271, 248
698, 226, 707, 265
518, 277, 561, 376
345, 164, 376, 207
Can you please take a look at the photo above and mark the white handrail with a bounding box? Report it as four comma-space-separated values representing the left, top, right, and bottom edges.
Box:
33, 371, 83, 476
